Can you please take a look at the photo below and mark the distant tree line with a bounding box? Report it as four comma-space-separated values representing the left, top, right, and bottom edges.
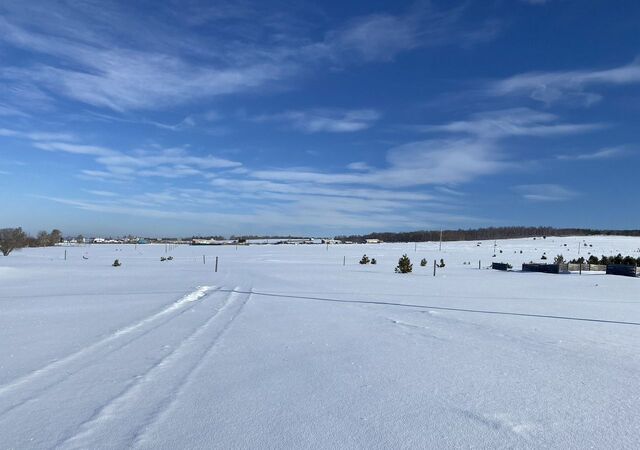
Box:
336, 227, 640, 243
570, 254, 640, 266
0, 228, 63, 256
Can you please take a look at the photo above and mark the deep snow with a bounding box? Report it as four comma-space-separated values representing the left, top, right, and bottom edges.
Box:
1, 236, 639, 449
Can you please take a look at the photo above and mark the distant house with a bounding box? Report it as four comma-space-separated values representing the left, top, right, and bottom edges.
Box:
191, 238, 235, 246
281, 238, 313, 245
365, 239, 382, 244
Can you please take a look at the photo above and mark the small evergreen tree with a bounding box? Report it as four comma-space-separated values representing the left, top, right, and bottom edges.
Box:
420, 258, 427, 267
359, 254, 370, 265
588, 255, 599, 265
554, 254, 565, 264
395, 254, 412, 273
113, 259, 121, 267
438, 258, 445, 268
541, 254, 547, 260
371, 258, 377, 265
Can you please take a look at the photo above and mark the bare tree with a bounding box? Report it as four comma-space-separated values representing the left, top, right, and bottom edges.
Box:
50, 229, 63, 245
0, 228, 28, 256
36, 230, 50, 247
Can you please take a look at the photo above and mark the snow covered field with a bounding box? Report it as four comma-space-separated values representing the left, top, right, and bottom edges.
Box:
1, 236, 639, 449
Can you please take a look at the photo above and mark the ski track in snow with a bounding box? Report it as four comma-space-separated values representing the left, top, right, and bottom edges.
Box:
56, 287, 251, 449
0, 285, 214, 404
0, 286, 219, 445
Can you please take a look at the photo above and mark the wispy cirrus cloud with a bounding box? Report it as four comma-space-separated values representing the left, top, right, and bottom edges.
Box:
490, 59, 640, 106
316, 5, 499, 64
0, 126, 241, 180
415, 108, 604, 137
556, 146, 630, 161
255, 108, 381, 133
250, 108, 600, 188
513, 184, 578, 202
0, 1, 498, 113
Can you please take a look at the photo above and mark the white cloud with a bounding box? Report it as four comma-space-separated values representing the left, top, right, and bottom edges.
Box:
0, 127, 242, 180
0, 103, 28, 117
346, 162, 373, 171
257, 109, 381, 133
491, 59, 640, 105
418, 108, 604, 137
0, 2, 498, 112
556, 146, 629, 161
85, 190, 118, 197
34, 142, 116, 157
322, 13, 421, 63
513, 184, 578, 201
251, 108, 599, 188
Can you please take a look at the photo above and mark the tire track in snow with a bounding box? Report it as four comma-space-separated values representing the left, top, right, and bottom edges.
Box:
0, 286, 216, 417
58, 288, 252, 450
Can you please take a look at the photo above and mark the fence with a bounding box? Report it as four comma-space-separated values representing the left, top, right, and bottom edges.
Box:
567, 263, 606, 272
606, 264, 638, 278
491, 262, 511, 271
522, 263, 569, 274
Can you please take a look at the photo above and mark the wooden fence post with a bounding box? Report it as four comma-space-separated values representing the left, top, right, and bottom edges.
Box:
215, 256, 218, 273
433, 259, 437, 277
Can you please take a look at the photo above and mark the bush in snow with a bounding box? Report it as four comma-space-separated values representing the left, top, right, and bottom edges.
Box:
112, 259, 122, 267
541, 254, 547, 260
371, 258, 377, 265
554, 254, 565, 264
160, 257, 167, 262
395, 254, 413, 273
359, 254, 370, 265
438, 258, 445, 268
420, 258, 427, 267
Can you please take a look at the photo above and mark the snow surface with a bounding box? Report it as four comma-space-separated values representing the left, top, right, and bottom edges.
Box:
1, 236, 639, 449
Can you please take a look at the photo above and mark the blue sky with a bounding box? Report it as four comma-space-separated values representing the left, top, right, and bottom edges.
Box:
1, 0, 640, 237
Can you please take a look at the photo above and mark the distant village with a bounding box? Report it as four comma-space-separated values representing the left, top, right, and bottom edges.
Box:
63, 236, 384, 246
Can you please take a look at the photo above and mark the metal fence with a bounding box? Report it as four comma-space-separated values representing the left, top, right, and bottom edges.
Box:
606, 264, 638, 278
567, 263, 606, 272
522, 263, 569, 274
